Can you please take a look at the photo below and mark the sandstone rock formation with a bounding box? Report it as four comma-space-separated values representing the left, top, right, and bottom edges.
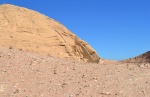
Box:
0, 4, 100, 63
122, 51, 150, 63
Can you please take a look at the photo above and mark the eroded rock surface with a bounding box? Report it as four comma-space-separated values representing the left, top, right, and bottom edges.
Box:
0, 4, 100, 63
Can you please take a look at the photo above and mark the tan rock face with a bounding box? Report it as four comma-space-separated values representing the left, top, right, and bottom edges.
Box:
0, 4, 100, 63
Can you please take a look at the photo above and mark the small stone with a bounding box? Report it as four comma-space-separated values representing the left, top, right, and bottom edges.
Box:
100, 92, 111, 95
14, 89, 19, 94
19, 48, 22, 51
105, 92, 110, 95
139, 64, 145, 68
54, 70, 57, 74
9, 46, 13, 49
10, 36, 13, 38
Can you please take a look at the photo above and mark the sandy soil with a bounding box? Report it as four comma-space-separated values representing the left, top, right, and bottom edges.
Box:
0, 47, 150, 97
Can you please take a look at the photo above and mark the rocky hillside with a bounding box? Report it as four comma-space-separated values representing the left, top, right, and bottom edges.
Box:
0, 4, 100, 63
123, 51, 150, 63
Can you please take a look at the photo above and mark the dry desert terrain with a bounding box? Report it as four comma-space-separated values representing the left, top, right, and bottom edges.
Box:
0, 4, 150, 97
0, 47, 150, 97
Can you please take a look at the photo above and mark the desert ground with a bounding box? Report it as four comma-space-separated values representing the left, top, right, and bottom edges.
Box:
0, 4, 150, 97
0, 47, 150, 97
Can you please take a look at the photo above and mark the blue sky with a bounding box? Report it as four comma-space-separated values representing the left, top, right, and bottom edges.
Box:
0, 0, 150, 60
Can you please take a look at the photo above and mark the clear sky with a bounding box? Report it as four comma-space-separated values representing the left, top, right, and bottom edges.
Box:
0, 0, 150, 60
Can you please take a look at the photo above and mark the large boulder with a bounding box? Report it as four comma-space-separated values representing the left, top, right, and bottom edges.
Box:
0, 4, 100, 63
